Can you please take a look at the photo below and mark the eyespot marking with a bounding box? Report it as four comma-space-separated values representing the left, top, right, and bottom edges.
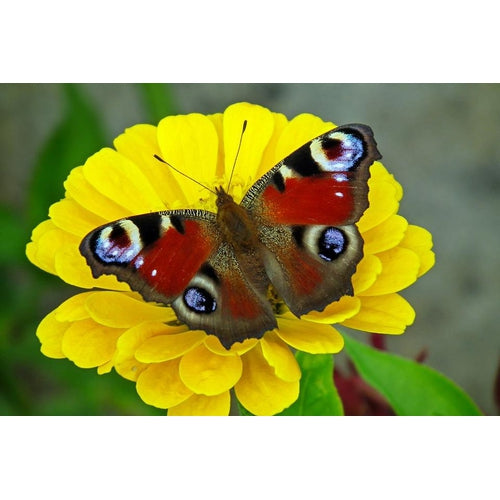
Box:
92, 220, 142, 265
310, 131, 366, 172
317, 227, 347, 261
183, 286, 217, 314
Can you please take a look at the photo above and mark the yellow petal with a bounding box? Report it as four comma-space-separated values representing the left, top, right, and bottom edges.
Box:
359, 247, 420, 296
399, 225, 435, 277
274, 113, 334, 162
114, 124, 185, 207
26, 220, 59, 274
179, 343, 243, 395
29, 218, 55, 241
222, 103, 275, 192
97, 359, 114, 375
168, 391, 231, 416
206, 112, 225, 178
64, 166, 132, 221
276, 317, 344, 354
357, 178, 400, 233
114, 123, 157, 158
351, 254, 382, 294
26, 224, 73, 275
115, 321, 174, 381
136, 359, 193, 409
49, 198, 107, 237
362, 214, 408, 255
116, 321, 175, 362
135, 330, 206, 363
157, 113, 218, 204
114, 358, 149, 382
83, 148, 166, 214
36, 309, 67, 359
85, 291, 174, 328
61, 318, 125, 368
54, 292, 93, 322
260, 332, 301, 382
341, 293, 415, 334
257, 112, 289, 177
371, 162, 403, 201
300, 295, 361, 324
54, 243, 129, 291
235, 344, 299, 415
204, 335, 258, 356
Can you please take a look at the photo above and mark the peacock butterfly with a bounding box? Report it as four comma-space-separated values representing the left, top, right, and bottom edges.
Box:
80, 123, 381, 348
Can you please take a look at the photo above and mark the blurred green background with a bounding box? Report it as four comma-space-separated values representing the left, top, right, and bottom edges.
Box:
1, 83, 499, 415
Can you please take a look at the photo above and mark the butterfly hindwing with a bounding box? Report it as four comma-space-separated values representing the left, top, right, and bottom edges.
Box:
259, 223, 363, 316
171, 243, 276, 348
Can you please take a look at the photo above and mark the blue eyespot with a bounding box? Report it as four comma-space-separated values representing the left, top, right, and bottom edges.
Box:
318, 227, 346, 261
183, 286, 217, 314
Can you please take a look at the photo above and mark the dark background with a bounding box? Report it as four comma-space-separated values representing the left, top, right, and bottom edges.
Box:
1, 83, 499, 415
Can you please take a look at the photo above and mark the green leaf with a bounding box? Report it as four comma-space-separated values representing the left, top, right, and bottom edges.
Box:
279, 351, 344, 416
138, 84, 177, 124
343, 334, 482, 416
28, 84, 106, 227
0, 204, 27, 265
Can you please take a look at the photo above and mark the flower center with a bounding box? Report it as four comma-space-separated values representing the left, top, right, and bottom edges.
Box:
196, 174, 251, 212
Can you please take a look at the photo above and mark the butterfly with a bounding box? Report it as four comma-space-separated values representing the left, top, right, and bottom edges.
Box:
80, 123, 381, 349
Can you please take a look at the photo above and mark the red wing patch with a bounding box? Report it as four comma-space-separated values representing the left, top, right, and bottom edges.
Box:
219, 270, 263, 320
261, 174, 356, 225
133, 219, 214, 298
278, 246, 323, 295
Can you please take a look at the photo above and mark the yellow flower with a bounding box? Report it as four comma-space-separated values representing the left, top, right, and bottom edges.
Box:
26, 102, 434, 416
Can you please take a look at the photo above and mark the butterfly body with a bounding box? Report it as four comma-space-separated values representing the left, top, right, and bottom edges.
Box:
80, 124, 381, 348
215, 186, 261, 253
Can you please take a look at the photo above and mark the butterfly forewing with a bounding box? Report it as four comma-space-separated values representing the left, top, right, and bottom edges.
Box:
241, 124, 380, 224
80, 210, 220, 304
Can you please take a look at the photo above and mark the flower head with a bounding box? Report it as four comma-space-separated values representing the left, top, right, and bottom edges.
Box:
26, 102, 434, 415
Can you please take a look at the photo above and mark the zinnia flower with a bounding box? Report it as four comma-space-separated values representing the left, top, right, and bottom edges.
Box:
26, 102, 434, 415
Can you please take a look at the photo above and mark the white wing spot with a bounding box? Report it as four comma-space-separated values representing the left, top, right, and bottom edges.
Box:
333, 173, 348, 182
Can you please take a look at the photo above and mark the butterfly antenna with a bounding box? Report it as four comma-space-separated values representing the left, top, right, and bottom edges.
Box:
153, 154, 217, 195
226, 120, 247, 192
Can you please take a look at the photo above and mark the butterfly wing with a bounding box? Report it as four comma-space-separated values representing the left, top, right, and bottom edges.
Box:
80, 209, 276, 348
80, 123, 381, 347
242, 123, 381, 316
